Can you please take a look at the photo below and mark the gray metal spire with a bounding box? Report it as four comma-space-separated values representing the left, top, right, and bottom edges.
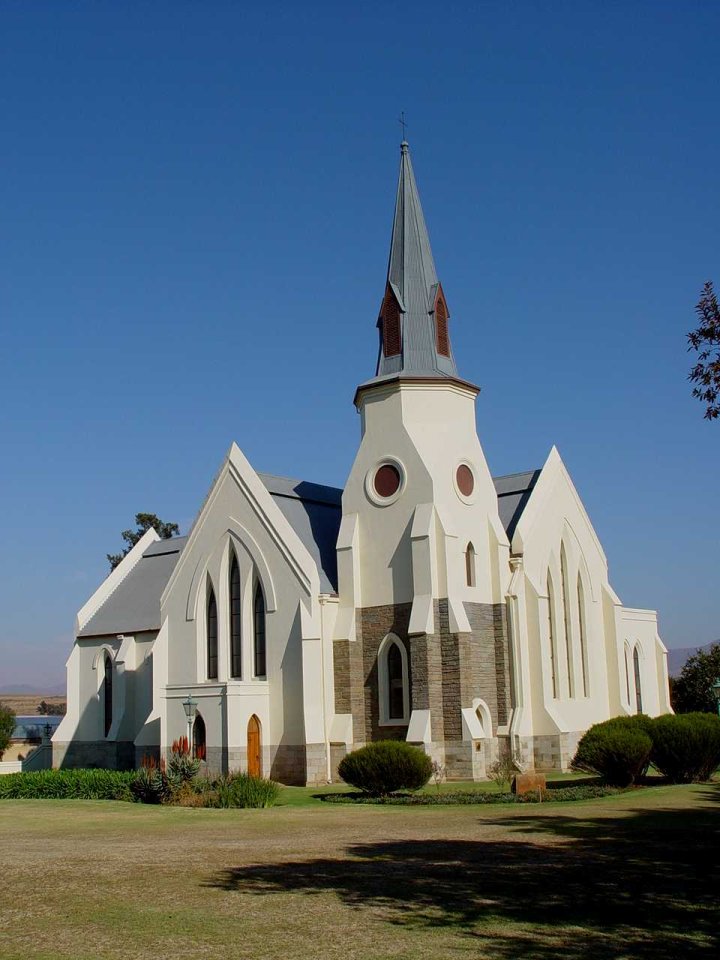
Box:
374, 141, 459, 380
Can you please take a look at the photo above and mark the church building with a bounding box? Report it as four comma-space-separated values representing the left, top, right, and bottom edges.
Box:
54, 142, 672, 783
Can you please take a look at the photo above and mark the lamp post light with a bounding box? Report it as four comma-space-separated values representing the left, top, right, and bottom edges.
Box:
182, 695, 198, 753
712, 679, 720, 718
42, 722, 52, 744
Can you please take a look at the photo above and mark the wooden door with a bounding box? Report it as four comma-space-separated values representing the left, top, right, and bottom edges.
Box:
247, 715, 261, 777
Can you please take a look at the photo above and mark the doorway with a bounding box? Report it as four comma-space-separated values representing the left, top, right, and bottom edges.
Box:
247, 714, 261, 777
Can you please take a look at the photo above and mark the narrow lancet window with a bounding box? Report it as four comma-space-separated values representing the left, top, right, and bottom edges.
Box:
435, 294, 449, 356
387, 642, 405, 721
577, 574, 589, 697
192, 714, 206, 761
560, 545, 575, 698
465, 543, 476, 587
381, 285, 401, 357
103, 654, 113, 737
253, 583, 266, 678
633, 647, 643, 714
229, 553, 242, 678
547, 572, 558, 699
207, 585, 218, 680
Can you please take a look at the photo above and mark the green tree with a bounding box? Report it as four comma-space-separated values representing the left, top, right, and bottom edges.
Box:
107, 513, 180, 570
688, 281, 720, 420
671, 642, 720, 714
0, 703, 16, 760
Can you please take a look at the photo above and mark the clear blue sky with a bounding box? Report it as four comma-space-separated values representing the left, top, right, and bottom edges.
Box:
1, 1, 717, 688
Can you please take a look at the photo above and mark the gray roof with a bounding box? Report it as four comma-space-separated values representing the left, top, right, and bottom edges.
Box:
78, 536, 188, 637
493, 470, 541, 540
366, 141, 459, 386
259, 473, 342, 594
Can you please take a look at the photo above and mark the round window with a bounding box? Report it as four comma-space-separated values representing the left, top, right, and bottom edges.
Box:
456, 464, 475, 497
374, 463, 401, 498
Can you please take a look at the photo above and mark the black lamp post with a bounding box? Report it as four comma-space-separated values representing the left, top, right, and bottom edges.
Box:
182, 695, 198, 752
712, 679, 720, 717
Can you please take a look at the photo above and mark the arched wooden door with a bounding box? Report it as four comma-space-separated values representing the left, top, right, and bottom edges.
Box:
247, 715, 261, 777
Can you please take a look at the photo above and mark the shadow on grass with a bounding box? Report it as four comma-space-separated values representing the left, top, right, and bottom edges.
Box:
205, 784, 720, 959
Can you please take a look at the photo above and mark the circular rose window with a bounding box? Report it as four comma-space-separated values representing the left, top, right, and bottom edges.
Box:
374, 463, 401, 498
456, 464, 475, 497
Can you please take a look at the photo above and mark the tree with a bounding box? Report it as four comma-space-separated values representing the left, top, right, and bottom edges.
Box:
688, 281, 720, 420
38, 700, 66, 716
107, 513, 180, 570
0, 702, 16, 760
671, 642, 720, 714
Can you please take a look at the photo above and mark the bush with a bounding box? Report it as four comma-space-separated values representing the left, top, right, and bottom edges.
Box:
649, 712, 720, 783
572, 719, 652, 786
0, 768, 133, 800
321, 784, 623, 805
0, 702, 16, 760
210, 771, 280, 808
338, 741, 433, 797
130, 762, 169, 804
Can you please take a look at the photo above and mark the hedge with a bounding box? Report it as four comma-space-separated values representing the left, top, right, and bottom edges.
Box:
0, 768, 134, 800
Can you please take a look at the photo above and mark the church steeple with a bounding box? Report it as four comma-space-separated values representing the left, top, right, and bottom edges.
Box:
375, 141, 459, 381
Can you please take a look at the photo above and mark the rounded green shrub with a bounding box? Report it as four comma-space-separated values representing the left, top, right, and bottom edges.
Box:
572, 719, 652, 786
648, 712, 720, 783
338, 740, 433, 796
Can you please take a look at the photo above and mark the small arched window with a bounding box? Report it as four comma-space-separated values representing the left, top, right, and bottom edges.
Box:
380, 284, 401, 357
192, 714, 206, 761
379, 635, 409, 724
229, 553, 242, 679
633, 646, 643, 714
577, 574, 589, 697
435, 293, 450, 356
103, 653, 113, 738
465, 543, 476, 587
207, 585, 218, 681
253, 583, 266, 678
560, 545, 575, 698
547, 572, 558, 699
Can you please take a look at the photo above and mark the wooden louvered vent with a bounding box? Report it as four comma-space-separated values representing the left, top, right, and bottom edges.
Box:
435, 293, 450, 357
381, 285, 401, 357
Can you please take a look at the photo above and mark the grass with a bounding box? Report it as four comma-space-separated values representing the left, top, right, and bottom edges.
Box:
0, 782, 717, 959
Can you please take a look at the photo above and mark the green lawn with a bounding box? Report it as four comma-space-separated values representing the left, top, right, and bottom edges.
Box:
0, 782, 717, 959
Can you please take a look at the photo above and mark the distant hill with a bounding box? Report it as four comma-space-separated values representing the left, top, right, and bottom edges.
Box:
0, 682, 65, 695
667, 642, 717, 677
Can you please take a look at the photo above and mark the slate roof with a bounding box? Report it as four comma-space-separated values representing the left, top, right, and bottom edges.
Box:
493, 469, 542, 541
366, 141, 459, 386
259, 473, 342, 594
77, 536, 188, 637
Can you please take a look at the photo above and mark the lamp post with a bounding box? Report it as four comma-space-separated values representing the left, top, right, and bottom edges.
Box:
182, 695, 198, 754
712, 679, 720, 718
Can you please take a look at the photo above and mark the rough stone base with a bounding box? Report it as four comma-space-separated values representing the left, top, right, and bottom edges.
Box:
513, 732, 584, 773
53, 740, 135, 770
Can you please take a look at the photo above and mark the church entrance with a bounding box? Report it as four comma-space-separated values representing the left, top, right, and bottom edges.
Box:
247, 715, 261, 777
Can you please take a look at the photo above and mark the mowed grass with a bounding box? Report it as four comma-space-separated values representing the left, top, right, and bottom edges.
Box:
0, 783, 718, 960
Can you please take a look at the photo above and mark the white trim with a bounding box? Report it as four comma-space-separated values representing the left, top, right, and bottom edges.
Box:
453, 460, 478, 505
378, 633, 410, 726
365, 457, 407, 507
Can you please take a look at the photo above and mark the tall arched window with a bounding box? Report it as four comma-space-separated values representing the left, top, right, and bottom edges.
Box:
192, 714, 206, 761
633, 646, 643, 714
560, 545, 575, 698
229, 553, 242, 679
547, 572, 558, 699
465, 542, 476, 587
103, 653, 113, 738
207, 585, 218, 681
435, 294, 450, 356
379, 635, 409, 724
577, 574, 589, 697
253, 583, 266, 678
624, 643, 632, 704
380, 284, 401, 357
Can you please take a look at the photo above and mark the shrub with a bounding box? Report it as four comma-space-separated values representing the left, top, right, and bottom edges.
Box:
0, 702, 16, 760
648, 712, 720, 783
487, 753, 521, 792
0, 768, 133, 801
210, 772, 279, 808
130, 761, 169, 804
572, 719, 652, 786
167, 738, 200, 789
338, 741, 432, 796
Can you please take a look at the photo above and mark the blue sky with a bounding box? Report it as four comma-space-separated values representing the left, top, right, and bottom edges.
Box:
1, 1, 718, 688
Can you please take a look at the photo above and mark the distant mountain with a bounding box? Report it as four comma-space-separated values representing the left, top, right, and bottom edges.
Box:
666, 642, 717, 677
0, 682, 66, 695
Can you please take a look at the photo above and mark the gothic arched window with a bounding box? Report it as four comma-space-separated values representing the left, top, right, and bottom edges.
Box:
547, 572, 558, 699
207, 585, 218, 681
229, 553, 242, 679
577, 573, 589, 697
380, 285, 401, 357
560, 545, 575, 698
193, 714, 206, 761
465, 543, 476, 587
103, 653, 113, 738
633, 646, 643, 714
435, 294, 450, 357
253, 583, 266, 679
379, 635, 409, 725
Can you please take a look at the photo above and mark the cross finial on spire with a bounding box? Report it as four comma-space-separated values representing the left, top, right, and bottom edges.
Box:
398, 111, 408, 144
